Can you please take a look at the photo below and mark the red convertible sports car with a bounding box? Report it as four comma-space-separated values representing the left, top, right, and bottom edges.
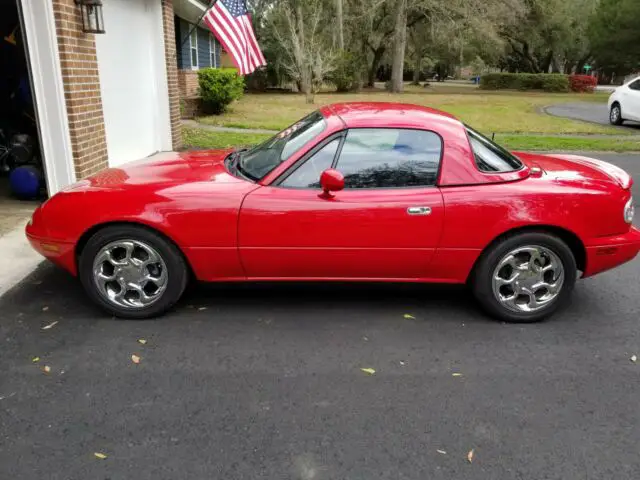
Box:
26, 102, 639, 322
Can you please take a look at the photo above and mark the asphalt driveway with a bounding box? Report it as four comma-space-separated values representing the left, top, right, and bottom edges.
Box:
1, 154, 639, 480
545, 103, 640, 130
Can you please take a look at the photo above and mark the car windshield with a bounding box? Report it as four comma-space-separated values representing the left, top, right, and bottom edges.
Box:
465, 125, 523, 172
236, 111, 326, 180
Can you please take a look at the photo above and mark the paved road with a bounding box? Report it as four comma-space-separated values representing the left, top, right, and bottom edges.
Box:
545, 103, 640, 130
1, 154, 640, 479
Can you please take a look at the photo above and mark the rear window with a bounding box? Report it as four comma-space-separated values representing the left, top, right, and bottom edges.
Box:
466, 126, 523, 173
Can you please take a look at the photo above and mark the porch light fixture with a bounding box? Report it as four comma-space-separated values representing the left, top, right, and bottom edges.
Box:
75, 0, 106, 34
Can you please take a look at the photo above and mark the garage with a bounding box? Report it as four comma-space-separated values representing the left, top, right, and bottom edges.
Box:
0, 0, 76, 236
0, 0, 181, 241
95, 0, 172, 167
0, 0, 45, 209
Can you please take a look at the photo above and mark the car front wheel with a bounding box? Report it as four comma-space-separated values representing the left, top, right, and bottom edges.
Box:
79, 225, 188, 319
610, 103, 624, 125
471, 232, 577, 323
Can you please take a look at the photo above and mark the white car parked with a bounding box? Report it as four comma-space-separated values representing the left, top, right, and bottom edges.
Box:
608, 76, 640, 125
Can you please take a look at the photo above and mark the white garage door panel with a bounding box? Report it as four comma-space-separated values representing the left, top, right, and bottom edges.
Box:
96, 0, 171, 167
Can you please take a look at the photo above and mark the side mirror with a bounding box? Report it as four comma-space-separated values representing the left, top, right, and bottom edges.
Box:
319, 169, 344, 196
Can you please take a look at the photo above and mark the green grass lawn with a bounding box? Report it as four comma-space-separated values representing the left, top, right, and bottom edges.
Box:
183, 127, 640, 153
497, 135, 640, 152
182, 127, 270, 150
195, 85, 619, 135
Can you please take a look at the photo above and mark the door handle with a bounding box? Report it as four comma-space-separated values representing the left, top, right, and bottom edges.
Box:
407, 206, 431, 215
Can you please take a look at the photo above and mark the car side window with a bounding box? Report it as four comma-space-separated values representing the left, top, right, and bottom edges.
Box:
334, 128, 442, 188
466, 126, 523, 172
629, 79, 640, 91
280, 138, 340, 188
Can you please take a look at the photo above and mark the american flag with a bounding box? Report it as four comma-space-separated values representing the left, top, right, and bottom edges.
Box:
203, 0, 266, 75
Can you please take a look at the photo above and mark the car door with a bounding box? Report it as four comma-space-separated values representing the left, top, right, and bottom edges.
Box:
626, 79, 640, 120
238, 128, 445, 280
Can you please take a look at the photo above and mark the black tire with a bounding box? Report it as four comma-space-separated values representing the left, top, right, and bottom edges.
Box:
470, 232, 577, 323
79, 225, 189, 319
609, 102, 624, 125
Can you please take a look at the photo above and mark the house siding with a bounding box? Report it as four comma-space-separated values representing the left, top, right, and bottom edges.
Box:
174, 15, 221, 71
175, 17, 192, 69
197, 28, 210, 68
215, 39, 221, 67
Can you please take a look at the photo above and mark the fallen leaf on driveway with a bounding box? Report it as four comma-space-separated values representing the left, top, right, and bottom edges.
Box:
403, 314, 416, 319
137, 339, 147, 345
467, 449, 474, 463
631, 355, 637, 363
41, 321, 58, 330
32, 357, 40, 363
94, 452, 107, 459
198, 307, 207, 311
42, 366, 51, 374
360, 368, 376, 375
131, 355, 141, 364
42, 306, 49, 312
452, 373, 463, 377
437, 449, 447, 455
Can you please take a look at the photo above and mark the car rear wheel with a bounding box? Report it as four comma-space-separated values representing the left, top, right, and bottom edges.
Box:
609, 103, 624, 125
79, 225, 188, 319
471, 232, 577, 323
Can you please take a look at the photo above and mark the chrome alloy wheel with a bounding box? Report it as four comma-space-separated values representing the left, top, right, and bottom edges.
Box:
610, 105, 621, 123
92, 240, 168, 309
491, 245, 564, 313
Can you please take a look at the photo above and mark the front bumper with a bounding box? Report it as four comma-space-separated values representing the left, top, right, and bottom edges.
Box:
583, 227, 640, 277
26, 219, 77, 276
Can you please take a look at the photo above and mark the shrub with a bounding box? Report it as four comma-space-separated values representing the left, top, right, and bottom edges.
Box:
569, 75, 597, 93
480, 73, 569, 92
330, 51, 360, 92
198, 68, 245, 114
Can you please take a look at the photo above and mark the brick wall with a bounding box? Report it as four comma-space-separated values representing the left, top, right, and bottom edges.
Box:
178, 70, 200, 98
220, 52, 236, 69
181, 97, 204, 119
161, 0, 182, 150
52, 0, 108, 179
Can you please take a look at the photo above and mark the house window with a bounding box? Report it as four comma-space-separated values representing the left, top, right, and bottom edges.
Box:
190, 28, 198, 69
210, 35, 217, 68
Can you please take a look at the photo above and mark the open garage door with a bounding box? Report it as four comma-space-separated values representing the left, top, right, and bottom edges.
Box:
0, 0, 75, 235
95, 0, 172, 167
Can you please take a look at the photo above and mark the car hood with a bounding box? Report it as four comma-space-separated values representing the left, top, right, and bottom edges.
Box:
514, 152, 633, 190
76, 149, 245, 190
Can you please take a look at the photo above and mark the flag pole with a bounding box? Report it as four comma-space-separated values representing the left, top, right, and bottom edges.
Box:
180, 0, 217, 49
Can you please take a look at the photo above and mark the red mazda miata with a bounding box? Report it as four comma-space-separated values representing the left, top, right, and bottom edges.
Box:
26, 102, 639, 322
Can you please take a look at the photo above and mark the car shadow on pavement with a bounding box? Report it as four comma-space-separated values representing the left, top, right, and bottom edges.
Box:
0, 262, 487, 326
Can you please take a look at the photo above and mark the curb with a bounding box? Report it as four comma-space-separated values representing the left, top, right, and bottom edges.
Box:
0, 221, 43, 298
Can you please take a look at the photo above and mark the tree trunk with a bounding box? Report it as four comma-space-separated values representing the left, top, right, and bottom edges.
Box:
458, 40, 464, 78
367, 46, 385, 87
335, 0, 344, 50
412, 55, 421, 85
390, 0, 407, 93
296, 4, 311, 96
541, 50, 554, 73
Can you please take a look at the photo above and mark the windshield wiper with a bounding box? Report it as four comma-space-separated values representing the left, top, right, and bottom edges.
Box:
226, 149, 258, 181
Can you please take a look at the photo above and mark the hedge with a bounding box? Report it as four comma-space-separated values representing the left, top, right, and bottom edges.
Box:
569, 75, 597, 93
480, 73, 569, 92
198, 68, 245, 114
